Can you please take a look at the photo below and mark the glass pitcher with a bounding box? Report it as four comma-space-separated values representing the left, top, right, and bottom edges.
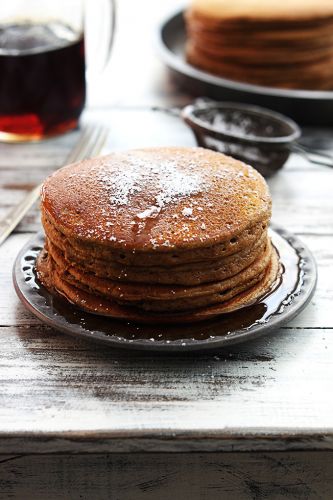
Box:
0, 0, 115, 142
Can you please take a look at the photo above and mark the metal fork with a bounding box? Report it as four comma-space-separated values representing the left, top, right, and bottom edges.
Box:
0, 124, 109, 247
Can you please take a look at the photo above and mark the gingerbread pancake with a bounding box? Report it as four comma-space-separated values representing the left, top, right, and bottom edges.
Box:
46, 231, 268, 285
37, 246, 279, 323
37, 147, 279, 324
185, 0, 333, 90
47, 236, 272, 303
41, 147, 271, 251
41, 211, 269, 266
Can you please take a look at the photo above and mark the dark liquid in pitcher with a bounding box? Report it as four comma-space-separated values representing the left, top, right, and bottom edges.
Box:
0, 22, 85, 140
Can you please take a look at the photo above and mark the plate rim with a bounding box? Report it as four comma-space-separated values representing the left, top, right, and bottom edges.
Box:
13, 226, 317, 352
157, 8, 333, 102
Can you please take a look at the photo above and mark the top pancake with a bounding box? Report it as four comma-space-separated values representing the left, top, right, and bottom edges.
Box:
190, 0, 333, 21
41, 147, 271, 253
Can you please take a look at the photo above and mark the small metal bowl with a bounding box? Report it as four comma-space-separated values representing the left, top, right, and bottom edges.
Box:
181, 101, 301, 177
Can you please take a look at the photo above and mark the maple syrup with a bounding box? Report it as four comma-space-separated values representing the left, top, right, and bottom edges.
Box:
23, 231, 307, 348
0, 22, 85, 141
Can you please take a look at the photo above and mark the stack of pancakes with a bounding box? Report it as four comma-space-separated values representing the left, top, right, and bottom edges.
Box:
185, 0, 333, 90
37, 147, 280, 324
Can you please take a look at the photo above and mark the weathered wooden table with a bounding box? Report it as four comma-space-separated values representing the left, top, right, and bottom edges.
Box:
0, 1, 332, 498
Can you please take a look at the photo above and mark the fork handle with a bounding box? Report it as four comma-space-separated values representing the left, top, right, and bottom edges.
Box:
0, 184, 42, 246
0, 124, 108, 247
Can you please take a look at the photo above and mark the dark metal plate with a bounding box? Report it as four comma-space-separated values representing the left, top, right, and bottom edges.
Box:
13, 227, 316, 352
157, 10, 333, 126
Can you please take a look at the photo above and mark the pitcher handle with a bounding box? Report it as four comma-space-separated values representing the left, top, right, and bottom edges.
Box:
86, 0, 116, 73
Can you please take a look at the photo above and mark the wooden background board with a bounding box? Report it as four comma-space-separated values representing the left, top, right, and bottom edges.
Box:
0, 0, 333, 497
0, 452, 333, 500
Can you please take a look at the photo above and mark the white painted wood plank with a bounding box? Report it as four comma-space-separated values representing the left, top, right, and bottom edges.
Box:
0, 323, 331, 452
0, 234, 42, 326
283, 233, 333, 328
269, 159, 333, 235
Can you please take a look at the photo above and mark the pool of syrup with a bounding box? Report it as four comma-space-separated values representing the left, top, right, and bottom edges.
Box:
15, 228, 312, 350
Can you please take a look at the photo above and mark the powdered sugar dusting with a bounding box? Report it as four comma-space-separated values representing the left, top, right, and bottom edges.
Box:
136, 206, 160, 219
182, 207, 193, 217
153, 161, 204, 210
96, 166, 142, 206
96, 154, 207, 216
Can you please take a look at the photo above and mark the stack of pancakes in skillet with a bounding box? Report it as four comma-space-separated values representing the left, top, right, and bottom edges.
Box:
185, 0, 333, 90
37, 147, 280, 324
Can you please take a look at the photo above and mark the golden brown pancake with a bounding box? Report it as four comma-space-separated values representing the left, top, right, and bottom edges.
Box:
41, 147, 271, 252
47, 236, 272, 303
186, 42, 333, 89
42, 211, 269, 266
185, 0, 333, 90
187, 40, 333, 65
37, 147, 279, 325
46, 237, 273, 312
189, 0, 333, 21
49, 253, 266, 312
37, 246, 279, 323
46, 231, 268, 286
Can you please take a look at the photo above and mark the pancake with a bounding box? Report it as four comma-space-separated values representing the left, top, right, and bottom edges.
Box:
185, 0, 333, 90
187, 40, 333, 65
46, 231, 268, 286
47, 236, 272, 302
37, 246, 280, 323
50, 253, 267, 312
41, 147, 271, 252
188, 0, 333, 22
37, 146, 279, 325
186, 42, 333, 89
42, 211, 269, 266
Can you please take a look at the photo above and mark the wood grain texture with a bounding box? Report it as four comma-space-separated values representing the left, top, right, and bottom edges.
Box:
0, 452, 333, 500
0, 0, 333, 460
0, 321, 331, 452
